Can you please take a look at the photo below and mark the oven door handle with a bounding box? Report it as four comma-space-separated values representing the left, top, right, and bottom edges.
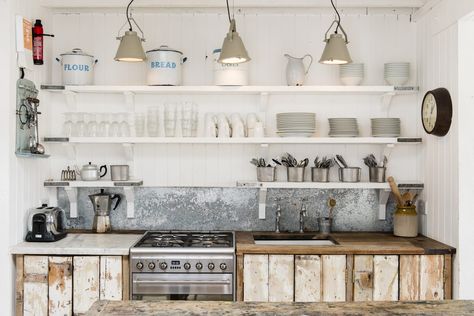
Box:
133, 280, 231, 285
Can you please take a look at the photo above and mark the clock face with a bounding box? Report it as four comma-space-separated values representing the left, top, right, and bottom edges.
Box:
422, 93, 437, 132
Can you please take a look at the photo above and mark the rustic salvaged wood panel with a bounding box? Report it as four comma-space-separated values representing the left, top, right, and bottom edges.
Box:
399, 255, 420, 301
322, 255, 346, 302
122, 256, 130, 300
295, 255, 321, 302
444, 254, 452, 299
16, 255, 24, 316
23, 256, 48, 316
100, 256, 123, 300
243, 255, 268, 302
420, 255, 444, 300
48, 256, 73, 316
373, 255, 398, 301
73, 256, 100, 314
269, 255, 294, 302
353, 255, 374, 302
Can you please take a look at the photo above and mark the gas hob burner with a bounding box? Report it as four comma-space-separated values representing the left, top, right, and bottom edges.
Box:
133, 231, 234, 249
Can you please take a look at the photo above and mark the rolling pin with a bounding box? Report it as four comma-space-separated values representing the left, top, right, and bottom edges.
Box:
387, 176, 405, 206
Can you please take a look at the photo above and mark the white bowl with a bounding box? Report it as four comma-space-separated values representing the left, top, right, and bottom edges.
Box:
340, 77, 364, 85
384, 76, 409, 86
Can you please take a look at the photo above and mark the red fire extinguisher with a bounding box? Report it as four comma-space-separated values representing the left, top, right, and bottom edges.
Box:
32, 19, 54, 65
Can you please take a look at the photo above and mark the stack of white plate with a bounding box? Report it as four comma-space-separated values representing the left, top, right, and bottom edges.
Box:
384, 62, 410, 86
328, 118, 359, 137
276, 112, 316, 137
339, 63, 364, 85
371, 118, 401, 137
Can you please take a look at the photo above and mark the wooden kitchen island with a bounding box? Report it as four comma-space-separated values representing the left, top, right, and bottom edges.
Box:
85, 300, 474, 315
236, 232, 455, 302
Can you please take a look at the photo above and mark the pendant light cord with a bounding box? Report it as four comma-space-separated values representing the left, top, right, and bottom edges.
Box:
126, 0, 134, 31
226, 0, 232, 23
331, 0, 341, 33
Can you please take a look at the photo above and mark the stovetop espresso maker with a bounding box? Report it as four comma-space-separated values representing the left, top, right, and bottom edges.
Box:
89, 189, 121, 233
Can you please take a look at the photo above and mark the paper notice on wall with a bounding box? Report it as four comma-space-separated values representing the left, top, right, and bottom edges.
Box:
16, 15, 33, 69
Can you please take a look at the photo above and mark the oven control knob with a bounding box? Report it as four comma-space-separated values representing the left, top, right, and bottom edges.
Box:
136, 262, 144, 270
183, 263, 191, 270
220, 263, 227, 270
208, 263, 215, 270
159, 262, 168, 270
195, 262, 203, 270
148, 262, 156, 270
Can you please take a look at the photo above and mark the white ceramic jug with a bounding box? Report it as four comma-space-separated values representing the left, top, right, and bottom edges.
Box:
284, 54, 313, 86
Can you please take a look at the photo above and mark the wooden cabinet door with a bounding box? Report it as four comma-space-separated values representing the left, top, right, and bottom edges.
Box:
295, 255, 321, 302
243, 255, 269, 302
353, 255, 374, 302
322, 255, 346, 302
100, 256, 123, 300
269, 255, 294, 302
73, 256, 100, 314
400, 255, 445, 301
48, 256, 73, 316
23, 256, 48, 316
373, 255, 399, 301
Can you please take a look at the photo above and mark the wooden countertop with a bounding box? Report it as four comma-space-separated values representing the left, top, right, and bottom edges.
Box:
236, 232, 456, 255
85, 300, 474, 315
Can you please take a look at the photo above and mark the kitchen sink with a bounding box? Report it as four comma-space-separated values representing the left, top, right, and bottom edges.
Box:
253, 233, 337, 246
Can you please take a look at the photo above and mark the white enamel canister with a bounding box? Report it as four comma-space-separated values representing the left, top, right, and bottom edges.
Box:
213, 49, 248, 86
146, 45, 187, 86
57, 48, 97, 85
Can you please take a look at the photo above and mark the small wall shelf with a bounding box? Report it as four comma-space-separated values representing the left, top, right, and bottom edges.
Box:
236, 181, 424, 221
44, 180, 143, 219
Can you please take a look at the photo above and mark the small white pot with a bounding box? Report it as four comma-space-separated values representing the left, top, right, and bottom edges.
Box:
56, 48, 97, 85
146, 46, 187, 86
213, 49, 248, 86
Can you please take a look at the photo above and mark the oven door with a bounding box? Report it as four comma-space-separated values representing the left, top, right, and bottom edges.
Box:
132, 273, 234, 301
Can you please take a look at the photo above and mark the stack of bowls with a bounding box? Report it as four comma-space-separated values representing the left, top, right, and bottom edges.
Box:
328, 118, 359, 137
384, 62, 410, 86
339, 63, 364, 85
276, 112, 316, 137
371, 118, 401, 137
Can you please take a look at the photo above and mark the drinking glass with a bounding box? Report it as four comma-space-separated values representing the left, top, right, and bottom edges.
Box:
109, 114, 120, 137
73, 112, 87, 137
164, 103, 176, 137
147, 106, 160, 137
182, 102, 193, 137
62, 112, 74, 137
192, 104, 199, 137
134, 113, 146, 137
97, 113, 109, 137
86, 113, 98, 137
119, 113, 131, 137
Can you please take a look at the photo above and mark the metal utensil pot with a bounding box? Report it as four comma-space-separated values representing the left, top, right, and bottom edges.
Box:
89, 189, 121, 233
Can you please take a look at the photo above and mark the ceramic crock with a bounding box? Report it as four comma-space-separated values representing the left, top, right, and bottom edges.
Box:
57, 48, 97, 85
213, 48, 248, 86
146, 45, 187, 86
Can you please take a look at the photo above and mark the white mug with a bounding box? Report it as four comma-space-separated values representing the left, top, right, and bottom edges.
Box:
253, 122, 265, 138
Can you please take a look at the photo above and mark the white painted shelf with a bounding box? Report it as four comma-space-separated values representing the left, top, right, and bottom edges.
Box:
44, 180, 143, 219
43, 136, 422, 145
237, 180, 424, 221
41, 84, 418, 95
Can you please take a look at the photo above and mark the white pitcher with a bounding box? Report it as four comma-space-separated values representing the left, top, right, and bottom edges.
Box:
284, 54, 313, 86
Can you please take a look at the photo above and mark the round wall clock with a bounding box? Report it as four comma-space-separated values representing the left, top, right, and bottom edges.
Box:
421, 87, 452, 136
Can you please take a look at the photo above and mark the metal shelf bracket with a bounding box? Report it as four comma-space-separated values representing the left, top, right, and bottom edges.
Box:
63, 91, 77, 111
64, 187, 78, 218
124, 91, 135, 112
62, 143, 76, 161
258, 187, 267, 220
378, 189, 391, 220
123, 186, 135, 218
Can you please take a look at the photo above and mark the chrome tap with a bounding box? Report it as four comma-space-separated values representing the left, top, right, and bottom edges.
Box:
299, 201, 307, 233
275, 201, 282, 233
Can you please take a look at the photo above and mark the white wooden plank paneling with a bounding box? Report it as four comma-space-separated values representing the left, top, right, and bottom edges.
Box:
353, 255, 374, 302
373, 255, 398, 301
23, 256, 48, 316
73, 256, 100, 314
295, 255, 321, 302
48, 256, 73, 316
399, 255, 420, 301
100, 256, 123, 300
268, 255, 294, 302
420, 255, 444, 300
243, 255, 268, 302
322, 255, 346, 302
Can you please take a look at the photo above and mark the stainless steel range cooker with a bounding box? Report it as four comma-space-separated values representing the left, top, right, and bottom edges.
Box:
130, 231, 235, 301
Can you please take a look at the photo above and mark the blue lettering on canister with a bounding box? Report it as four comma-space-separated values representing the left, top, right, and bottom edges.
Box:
151, 61, 177, 69
64, 64, 90, 72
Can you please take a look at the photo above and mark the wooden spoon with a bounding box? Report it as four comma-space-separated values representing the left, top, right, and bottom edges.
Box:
387, 176, 404, 206
401, 192, 413, 205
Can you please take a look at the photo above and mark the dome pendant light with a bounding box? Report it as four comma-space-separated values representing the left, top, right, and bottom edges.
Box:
218, 0, 251, 64
114, 0, 146, 62
319, 0, 352, 65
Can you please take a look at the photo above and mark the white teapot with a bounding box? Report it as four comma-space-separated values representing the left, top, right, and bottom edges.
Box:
284, 54, 313, 86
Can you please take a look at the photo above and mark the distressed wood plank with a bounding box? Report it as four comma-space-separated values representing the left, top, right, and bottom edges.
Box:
100, 256, 123, 300
399, 255, 420, 301
236, 255, 244, 301
353, 255, 374, 302
48, 256, 73, 316
295, 255, 321, 302
269, 255, 294, 302
420, 255, 444, 300
444, 254, 452, 299
73, 256, 100, 314
24, 256, 48, 316
243, 255, 268, 302
322, 255, 346, 302
346, 255, 354, 302
16, 255, 24, 316
373, 255, 398, 301
122, 256, 130, 301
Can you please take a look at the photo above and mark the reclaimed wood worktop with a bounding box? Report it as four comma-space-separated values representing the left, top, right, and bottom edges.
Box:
236, 232, 456, 255
85, 300, 474, 316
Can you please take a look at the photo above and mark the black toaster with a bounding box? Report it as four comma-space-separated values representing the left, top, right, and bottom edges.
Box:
25, 204, 67, 242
